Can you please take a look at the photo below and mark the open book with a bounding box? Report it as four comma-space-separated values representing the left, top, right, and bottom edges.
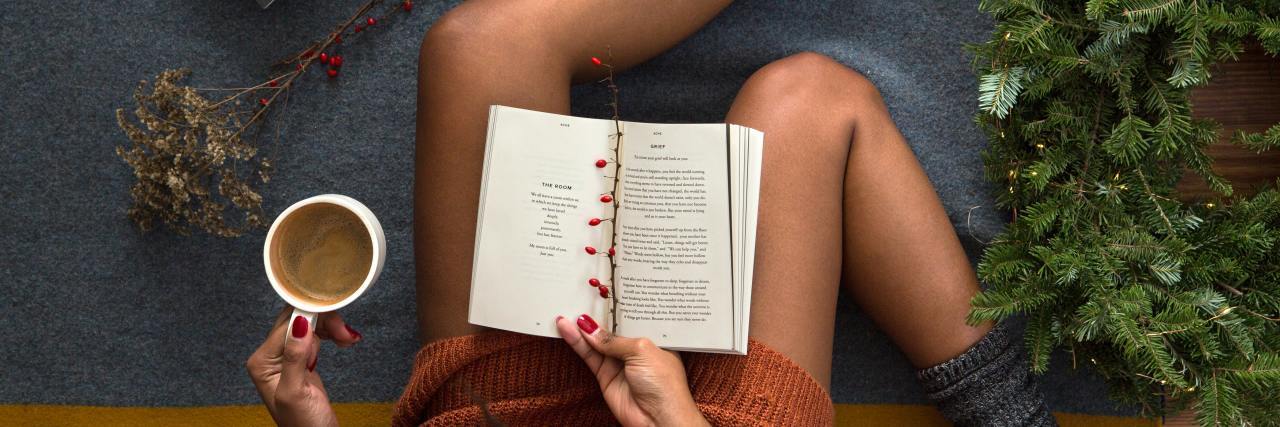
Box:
468, 106, 763, 355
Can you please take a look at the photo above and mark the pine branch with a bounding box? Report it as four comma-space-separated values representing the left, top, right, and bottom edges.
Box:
972, 1, 1280, 422
979, 66, 1027, 118
1195, 373, 1241, 426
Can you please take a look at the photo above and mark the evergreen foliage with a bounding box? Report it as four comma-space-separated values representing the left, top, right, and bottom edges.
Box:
970, 1, 1280, 424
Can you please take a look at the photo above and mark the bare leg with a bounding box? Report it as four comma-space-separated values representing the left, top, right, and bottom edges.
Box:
418, 0, 988, 385
724, 52, 993, 390
414, 0, 732, 344
835, 67, 993, 369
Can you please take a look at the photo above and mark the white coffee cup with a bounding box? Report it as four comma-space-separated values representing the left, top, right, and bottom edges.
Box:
263, 194, 386, 336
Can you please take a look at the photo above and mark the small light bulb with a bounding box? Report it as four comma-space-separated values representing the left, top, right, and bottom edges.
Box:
1035, 143, 1045, 149
1205, 202, 1215, 208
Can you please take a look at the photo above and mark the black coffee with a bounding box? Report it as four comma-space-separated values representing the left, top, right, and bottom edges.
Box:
270, 203, 372, 305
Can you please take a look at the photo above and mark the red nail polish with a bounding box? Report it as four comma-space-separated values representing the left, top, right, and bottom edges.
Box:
576, 314, 598, 334
307, 355, 317, 372
291, 315, 309, 338
344, 324, 362, 341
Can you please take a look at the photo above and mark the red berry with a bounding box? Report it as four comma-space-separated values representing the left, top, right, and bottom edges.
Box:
588, 218, 601, 226
598, 286, 610, 298
591, 57, 603, 67
608, 247, 616, 256
335, 34, 343, 44
258, 98, 268, 106
295, 63, 302, 70
585, 246, 597, 255
327, 69, 338, 78
588, 278, 601, 287
354, 24, 363, 33
367, 17, 377, 26
595, 159, 607, 168
403, 1, 413, 11
330, 56, 344, 67
268, 79, 279, 87
319, 53, 329, 64
600, 194, 613, 203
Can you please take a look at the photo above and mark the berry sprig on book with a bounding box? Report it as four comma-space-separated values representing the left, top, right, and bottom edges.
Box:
584, 52, 624, 332
114, 0, 415, 237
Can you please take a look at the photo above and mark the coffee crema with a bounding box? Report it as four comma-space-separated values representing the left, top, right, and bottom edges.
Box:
270, 202, 372, 306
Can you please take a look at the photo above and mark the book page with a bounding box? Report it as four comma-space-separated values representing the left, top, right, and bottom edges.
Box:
469, 106, 613, 338
614, 122, 734, 350
729, 125, 764, 354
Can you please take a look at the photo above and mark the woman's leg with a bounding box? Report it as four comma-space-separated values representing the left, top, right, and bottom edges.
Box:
833, 66, 994, 369
724, 52, 992, 390
414, 0, 732, 344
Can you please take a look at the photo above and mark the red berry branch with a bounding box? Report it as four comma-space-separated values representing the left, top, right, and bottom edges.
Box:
114, 0, 415, 236
584, 49, 625, 332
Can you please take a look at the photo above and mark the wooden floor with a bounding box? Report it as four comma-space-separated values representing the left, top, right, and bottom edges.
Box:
1167, 41, 1279, 427
1176, 44, 1280, 201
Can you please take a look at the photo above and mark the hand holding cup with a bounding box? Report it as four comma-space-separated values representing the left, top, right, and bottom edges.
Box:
247, 194, 386, 426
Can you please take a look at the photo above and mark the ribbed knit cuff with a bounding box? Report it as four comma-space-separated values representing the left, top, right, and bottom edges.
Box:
916, 322, 1056, 427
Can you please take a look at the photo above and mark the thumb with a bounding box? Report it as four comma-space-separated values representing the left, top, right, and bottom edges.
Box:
278, 314, 319, 399
577, 315, 654, 360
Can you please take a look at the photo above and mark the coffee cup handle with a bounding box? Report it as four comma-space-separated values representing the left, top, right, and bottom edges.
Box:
286, 307, 318, 339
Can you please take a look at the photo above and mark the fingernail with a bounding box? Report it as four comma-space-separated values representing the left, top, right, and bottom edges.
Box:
555, 315, 564, 322
307, 355, 317, 372
344, 324, 362, 341
291, 315, 309, 339
576, 314, 598, 334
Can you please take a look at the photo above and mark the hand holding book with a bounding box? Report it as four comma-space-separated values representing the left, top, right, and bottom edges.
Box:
555, 314, 710, 426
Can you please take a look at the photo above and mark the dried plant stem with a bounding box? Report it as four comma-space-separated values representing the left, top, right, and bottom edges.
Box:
237, 0, 404, 142
116, 0, 413, 236
602, 49, 624, 333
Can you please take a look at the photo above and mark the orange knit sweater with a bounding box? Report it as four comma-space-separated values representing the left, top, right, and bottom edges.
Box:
392, 331, 833, 426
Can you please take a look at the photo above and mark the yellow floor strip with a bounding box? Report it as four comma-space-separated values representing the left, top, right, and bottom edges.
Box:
831, 404, 1157, 427
0, 402, 1154, 426
0, 403, 391, 427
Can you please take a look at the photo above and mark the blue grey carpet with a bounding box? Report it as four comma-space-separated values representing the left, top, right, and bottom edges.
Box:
0, 0, 1126, 415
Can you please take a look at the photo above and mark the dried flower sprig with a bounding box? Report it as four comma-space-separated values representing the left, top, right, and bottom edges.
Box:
584, 49, 625, 332
114, 0, 415, 237
116, 68, 270, 236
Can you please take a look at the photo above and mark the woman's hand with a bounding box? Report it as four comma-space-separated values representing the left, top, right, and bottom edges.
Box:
246, 307, 363, 427
556, 314, 709, 427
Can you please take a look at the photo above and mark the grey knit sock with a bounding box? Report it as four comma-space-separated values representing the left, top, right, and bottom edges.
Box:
916, 322, 1056, 426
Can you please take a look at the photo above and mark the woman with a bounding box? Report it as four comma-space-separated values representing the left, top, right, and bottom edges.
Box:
246, 1, 1054, 425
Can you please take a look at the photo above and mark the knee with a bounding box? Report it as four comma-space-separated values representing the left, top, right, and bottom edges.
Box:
419, 3, 554, 71
743, 52, 881, 113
